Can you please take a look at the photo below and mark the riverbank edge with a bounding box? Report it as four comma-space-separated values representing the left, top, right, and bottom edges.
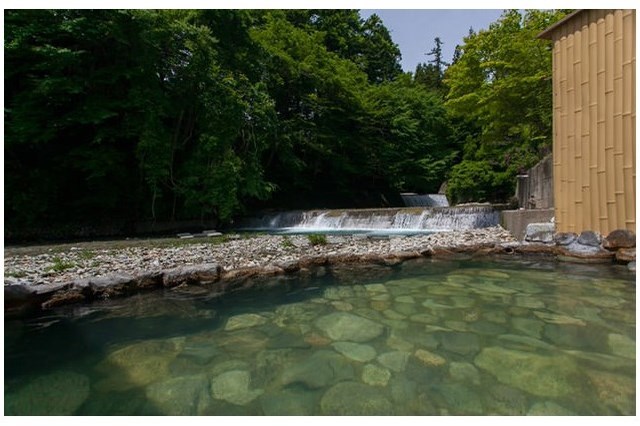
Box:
4, 236, 634, 318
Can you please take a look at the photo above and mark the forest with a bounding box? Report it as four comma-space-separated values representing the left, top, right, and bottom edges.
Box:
4, 9, 569, 239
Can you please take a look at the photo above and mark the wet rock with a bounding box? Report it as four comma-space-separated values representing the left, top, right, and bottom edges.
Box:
5, 370, 90, 415
377, 351, 410, 372
320, 381, 393, 415
215, 330, 269, 355
628, 261, 636, 272
527, 401, 576, 415
607, 333, 635, 359
524, 223, 555, 244
533, 311, 586, 326
510, 317, 544, 338
224, 313, 268, 331
484, 384, 528, 415
315, 312, 384, 342
332, 341, 377, 362
414, 349, 446, 367
145, 374, 210, 415
280, 350, 354, 389
179, 341, 221, 365
497, 334, 555, 351
449, 362, 480, 385
554, 232, 578, 246
163, 263, 220, 287
603, 229, 635, 250
615, 248, 635, 263
474, 347, 580, 397
577, 230, 602, 247
259, 388, 318, 415
585, 370, 636, 415
210, 360, 251, 377
437, 383, 483, 415
211, 370, 263, 406
361, 363, 391, 387
440, 332, 480, 355
95, 339, 181, 391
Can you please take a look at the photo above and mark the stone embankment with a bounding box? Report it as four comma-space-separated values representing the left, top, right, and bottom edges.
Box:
4, 226, 635, 316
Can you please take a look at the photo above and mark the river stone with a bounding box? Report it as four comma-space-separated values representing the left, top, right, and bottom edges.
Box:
514, 295, 545, 309
386, 332, 415, 352
330, 301, 353, 311
603, 229, 636, 249
361, 363, 391, 387
440, 332, 480, 355
554, 232, 578, 246
224, 313, 268, 331
510, 317, 544, 338
524, 223, 555, 243
497, 334, 555, 351
323, 286, 355, 300
96, 339, 180, 390
474, 347, 580, 397
449, 362, 480, 385
211, 370, 263, 406
485, 384, 528, 415
616, 248, 636, 262
332, 341, 377, 362
414, 349, 446, 367
145, 374, 210, 415
315, 312, 384, 342
5, 370, 90, 415
320, 381, 393, 415
409, 313, 438, 324
383, 309, 406, 320
365, 283, 388, 293
437, 383, 483, 415
562, 350, 635, 370
377, 351, 410, 372
527, 401, 577, 416
533, 311, 586, 326
577, 230, 602, 247
627, 261, 636, 272
259, 388, 318, 416
585, 370, 636, 415
395, 295, 416, 304
607, 333, 635, 359
210, 360, 251, 376
280, 350, 354, 389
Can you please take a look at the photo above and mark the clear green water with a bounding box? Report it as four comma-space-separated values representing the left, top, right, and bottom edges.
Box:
4, 258, 636, 415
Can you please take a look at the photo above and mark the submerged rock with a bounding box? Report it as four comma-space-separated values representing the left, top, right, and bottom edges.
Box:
280, 350, 354, 389
5, 370, 90, 415
332, 341, 377, 362
224, 313, 268, 331
146, 374, 210, 415
315, 312, 384, 342
320, 381, 393, 415
527, 401, 577, 416
210, 370, 263, 406
377, 351, 410, 372
474, 347, 580, 397
361, 363, 391, 387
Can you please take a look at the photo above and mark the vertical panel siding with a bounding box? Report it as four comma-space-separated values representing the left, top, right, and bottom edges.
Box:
550, 9, 635, 234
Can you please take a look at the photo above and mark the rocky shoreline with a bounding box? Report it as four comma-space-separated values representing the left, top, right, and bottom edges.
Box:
3, 226, 635, 316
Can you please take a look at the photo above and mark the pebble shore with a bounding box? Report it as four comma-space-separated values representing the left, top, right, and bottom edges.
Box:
4, 227, 517, 286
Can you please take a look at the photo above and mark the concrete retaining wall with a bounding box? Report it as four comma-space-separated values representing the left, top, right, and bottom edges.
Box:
501, 208, 555, 241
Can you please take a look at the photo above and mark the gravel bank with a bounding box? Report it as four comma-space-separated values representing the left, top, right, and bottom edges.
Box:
4, 227, 517, 287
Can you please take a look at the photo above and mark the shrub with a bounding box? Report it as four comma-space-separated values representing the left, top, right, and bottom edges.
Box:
307, 234, 328, 246
446, 160, 514, 205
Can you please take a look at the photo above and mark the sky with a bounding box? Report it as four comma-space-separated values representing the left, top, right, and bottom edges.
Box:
359, 9, 504, 73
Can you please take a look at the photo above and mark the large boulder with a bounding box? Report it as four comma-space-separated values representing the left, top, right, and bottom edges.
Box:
603, 229, 636, 250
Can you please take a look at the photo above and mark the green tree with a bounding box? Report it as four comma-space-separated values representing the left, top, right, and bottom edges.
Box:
444, 9, 569, 202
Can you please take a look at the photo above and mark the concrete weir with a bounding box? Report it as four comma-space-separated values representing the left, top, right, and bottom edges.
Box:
238, 205, 500, 235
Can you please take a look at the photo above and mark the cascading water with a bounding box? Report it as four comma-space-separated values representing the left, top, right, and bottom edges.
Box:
401, 193, 450, 207
238, 205, 500, 236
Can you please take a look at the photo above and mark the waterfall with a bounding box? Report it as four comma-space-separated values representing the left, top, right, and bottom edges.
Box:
401, 193, 450, 207
238, 205, 499, 235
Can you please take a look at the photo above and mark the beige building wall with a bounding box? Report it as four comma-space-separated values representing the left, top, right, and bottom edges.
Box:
540, 9, 636, 234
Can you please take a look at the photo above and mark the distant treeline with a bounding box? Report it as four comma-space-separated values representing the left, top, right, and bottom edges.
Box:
4, 9, 568, 239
